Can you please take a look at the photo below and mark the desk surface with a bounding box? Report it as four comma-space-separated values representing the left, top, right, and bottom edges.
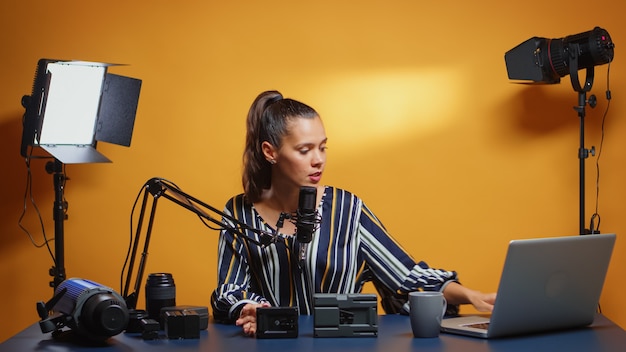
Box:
2, 314, 625, 352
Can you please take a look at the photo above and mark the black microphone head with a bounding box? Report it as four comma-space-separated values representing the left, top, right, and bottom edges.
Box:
296, 186, 318, 244
298, 186, 317, 213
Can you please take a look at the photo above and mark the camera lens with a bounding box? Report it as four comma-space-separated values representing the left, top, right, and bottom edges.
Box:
145, 273, 176, 324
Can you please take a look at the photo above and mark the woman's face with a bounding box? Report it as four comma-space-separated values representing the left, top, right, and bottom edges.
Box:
270, 115, 327, 189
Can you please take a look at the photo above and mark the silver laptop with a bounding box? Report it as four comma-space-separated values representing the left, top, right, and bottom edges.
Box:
441, 233, 616, 338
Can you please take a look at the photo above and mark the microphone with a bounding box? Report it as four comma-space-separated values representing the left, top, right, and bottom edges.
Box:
296, 186, 320, 262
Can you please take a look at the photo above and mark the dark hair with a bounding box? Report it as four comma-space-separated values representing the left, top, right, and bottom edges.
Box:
242, 90, 318, 202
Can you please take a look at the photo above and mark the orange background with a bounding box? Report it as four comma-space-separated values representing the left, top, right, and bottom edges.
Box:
1, 0, 625, 342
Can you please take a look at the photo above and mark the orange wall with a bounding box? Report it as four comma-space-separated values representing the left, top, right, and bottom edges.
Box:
1, 0, 625, 342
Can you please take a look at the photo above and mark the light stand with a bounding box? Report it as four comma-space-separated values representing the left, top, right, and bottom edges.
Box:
20, 59, 142, 292
568, 43, 598, 235
48, 159, 67, 289
504, 27, 614, 235
121, 178, 276, 312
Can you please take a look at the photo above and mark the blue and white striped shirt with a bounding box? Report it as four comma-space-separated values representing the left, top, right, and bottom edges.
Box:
211, 186, 458, 322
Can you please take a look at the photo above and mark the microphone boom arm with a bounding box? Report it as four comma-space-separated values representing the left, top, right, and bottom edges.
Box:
121, 177, 275, 310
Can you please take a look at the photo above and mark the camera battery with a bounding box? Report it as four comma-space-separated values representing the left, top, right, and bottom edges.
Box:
256, 307, 299, 339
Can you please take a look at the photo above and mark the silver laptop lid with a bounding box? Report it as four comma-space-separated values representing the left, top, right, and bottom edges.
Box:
487, 233, 616, 338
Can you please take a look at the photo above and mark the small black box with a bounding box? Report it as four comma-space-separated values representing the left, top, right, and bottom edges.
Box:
140, 318, 159, 340
256, 307, 299, 339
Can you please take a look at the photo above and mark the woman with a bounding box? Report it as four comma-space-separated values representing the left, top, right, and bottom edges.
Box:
211, 90, 496, 336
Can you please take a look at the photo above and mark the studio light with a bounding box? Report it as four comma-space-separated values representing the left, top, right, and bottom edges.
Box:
37, 278, 129, 342
503, 27, 616, 235
505, 27, 614, 85
21, 59, 142, 164
19, 59, 142, 291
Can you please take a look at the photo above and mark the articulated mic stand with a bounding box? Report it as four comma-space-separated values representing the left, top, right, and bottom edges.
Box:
121, 178, 276, 311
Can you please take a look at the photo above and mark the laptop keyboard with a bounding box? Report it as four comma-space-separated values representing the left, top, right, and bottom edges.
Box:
463, 322, 490, 330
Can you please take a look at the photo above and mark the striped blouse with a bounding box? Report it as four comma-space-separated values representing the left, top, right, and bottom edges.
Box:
211, 186, 458, 323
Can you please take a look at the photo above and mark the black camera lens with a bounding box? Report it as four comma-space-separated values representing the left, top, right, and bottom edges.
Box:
145, 273, 176, 324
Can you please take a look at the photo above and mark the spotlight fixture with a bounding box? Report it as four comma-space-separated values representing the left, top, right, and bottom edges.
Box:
505, 27, 614, 86
504, 27, 615, 235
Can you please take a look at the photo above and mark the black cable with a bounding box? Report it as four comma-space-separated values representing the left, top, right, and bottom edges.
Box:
120, 179, 148, 293
590, 62, 612, 234
159, 179, 223, 232
18, 148, 55, 261
593, 63, 611, 313
121, 177, 198, 292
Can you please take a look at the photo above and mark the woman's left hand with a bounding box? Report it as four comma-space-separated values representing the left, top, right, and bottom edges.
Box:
467, 291, 497, 312
235, 301, 272, 337
443, 282, 497, 313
